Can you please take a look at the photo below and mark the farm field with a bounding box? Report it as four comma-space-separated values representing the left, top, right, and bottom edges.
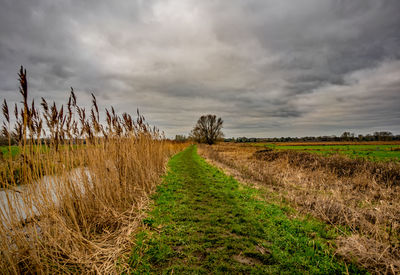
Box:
250, 142, 400, 161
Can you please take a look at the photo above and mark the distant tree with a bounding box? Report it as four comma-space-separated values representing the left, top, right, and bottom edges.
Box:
190, 114, 223, 145
341, 131, 351, 141
174, 135, 187, 142
374, 131, 393, 141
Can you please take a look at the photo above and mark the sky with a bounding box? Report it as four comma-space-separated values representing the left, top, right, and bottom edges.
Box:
0, 0, 399, 138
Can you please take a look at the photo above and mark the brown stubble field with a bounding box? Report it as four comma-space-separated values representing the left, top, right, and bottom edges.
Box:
199, 142, 400, 274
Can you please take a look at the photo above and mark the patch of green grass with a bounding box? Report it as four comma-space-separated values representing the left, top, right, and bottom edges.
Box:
255, 144, 400, 162
128, 145, 366, 274
0, 145, 20, 158
0, 144, 81, 159
0, 144, 80, 186
0, 145, 52, 158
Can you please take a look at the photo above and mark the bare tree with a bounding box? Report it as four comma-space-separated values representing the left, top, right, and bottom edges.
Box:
190, 114, 223, 145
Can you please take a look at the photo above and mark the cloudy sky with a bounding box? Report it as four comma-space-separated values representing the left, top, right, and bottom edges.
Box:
1, 0, 399, 138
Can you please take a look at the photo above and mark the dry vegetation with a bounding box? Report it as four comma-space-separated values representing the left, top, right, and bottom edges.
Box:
0, 67, 188, 274
199, 143, 400, 274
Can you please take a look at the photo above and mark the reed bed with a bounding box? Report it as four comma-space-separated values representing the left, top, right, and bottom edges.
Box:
199, 143, 400, 274
0, 67, 188, 274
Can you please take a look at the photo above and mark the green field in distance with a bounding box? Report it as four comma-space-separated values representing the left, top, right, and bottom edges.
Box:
252, 143, 400, 162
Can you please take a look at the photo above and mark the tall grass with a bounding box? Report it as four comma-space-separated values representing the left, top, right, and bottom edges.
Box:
0, 67, 187, 273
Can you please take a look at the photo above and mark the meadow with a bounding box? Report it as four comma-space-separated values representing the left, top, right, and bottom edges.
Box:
251, 142, 400, 162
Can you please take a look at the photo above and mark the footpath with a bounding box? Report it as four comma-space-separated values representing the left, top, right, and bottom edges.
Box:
128, 145, 364, 274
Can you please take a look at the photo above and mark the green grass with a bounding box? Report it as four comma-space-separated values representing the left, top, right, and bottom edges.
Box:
0, 145, 20, 158
0, 144, 79, 186
254, 144, 400, 162
0, 144, 81, 159
0, 145, 51, 158
128, 145, 366, 274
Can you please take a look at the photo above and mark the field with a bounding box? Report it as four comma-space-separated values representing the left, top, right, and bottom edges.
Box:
1, 71, 398, 273
251, 141, 400, 162
2, 135, 399, 274
0, 145, 82, 159
199, 143, 400, 273
0, 146, 20, 158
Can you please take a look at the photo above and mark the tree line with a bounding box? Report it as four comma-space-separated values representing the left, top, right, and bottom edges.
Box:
227, 131, 400, 143
172, 121, 399, 144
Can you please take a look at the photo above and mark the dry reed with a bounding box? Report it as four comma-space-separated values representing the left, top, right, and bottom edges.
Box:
0, 67, 187, 274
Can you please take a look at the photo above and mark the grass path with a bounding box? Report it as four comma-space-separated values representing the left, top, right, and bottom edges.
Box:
128, 146, 364, 274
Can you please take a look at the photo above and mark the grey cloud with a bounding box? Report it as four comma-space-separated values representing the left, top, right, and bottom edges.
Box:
0, 0, 399, 137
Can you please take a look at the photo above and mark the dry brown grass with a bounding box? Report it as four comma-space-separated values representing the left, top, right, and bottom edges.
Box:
199, 143, 400, 274
0, 67, 188, 274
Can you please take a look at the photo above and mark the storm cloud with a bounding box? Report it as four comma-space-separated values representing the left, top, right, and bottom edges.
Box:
0, 0, 399, 137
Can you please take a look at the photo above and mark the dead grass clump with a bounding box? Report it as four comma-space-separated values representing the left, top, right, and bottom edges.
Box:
0, 67, 188, 274
337, 235, 400, 274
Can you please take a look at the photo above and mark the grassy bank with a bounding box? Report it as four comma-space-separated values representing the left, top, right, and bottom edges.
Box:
129, 145, 363, 274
